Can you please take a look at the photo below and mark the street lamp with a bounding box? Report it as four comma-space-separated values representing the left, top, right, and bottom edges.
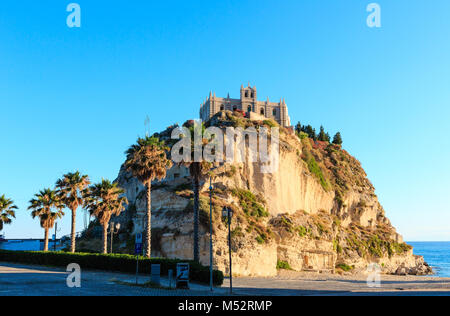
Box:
108, 222, 121, 254
222, 206, 233, 295
53, 222, 61, 251
208, 166, 217, 292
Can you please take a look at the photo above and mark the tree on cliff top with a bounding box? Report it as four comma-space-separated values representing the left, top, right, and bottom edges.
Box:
0, 195, 17, 232
125, 136, 172, 258
56, 171, 90, 253
332, 132, 343, 145
295, 122, 302, 134
29, 189, 64, 251
318, 126, 331, 142
302, 125, 317, 141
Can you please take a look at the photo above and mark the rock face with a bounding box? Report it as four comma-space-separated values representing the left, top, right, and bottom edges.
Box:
113, 111, 432, 277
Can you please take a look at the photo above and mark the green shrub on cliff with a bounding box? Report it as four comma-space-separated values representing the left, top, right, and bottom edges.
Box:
263, 119, 278, 128
232, 189, 268, 218
256, 233, 268, 244
276, 260, 293, 270
307, 156, 329, 191
336, 263, 353, 272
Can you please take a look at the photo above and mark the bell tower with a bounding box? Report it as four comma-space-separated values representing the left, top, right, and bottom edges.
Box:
240, 83, 257, 113
240, 83, 257, 100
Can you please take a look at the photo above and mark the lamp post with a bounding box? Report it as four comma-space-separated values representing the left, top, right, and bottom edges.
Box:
222, 206, 233, 295
208, 166, 217, 292
53, 222, 61, 251
108, 222, 121, 254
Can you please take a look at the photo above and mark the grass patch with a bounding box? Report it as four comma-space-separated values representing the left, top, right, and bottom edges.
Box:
255, 233, 268, 244
231, 189, 268, 218
336, 263, 353, 272
307, 156, 329, 191
276, 260, 293, 270
263, 119, 278, 128
113, 279, 174, 290
225, 166, 237, 177
333, 239, 343, 254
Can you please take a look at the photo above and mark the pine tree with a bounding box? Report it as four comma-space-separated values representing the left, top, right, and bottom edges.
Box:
295, 122, 302, 134
332, 132, 343, 145
312, 128, 317, 141
304, 125, 316, 140
318, 126, 328, 142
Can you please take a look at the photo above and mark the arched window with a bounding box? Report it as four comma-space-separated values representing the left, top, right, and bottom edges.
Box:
272, 109, 277, 116
251, 92, 254, 98
220, 105, 224, 111
260, 108, 265, 115
245, 91, 249, 98
233, 106, 237, 111
247, 105, 252, 113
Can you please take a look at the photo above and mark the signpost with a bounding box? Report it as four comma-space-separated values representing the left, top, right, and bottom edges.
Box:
135, 233, 143, 284
222, 207, 233, 294
176, 263, 190, 289
53, 222, 60, 251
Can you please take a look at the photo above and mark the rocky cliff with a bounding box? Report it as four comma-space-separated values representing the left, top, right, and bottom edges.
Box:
110, 111, 431, 277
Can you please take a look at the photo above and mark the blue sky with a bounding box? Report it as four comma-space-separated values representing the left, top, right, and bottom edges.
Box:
0, 1, 449, 241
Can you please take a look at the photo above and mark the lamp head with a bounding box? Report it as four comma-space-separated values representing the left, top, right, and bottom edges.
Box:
222, 207, 228, 218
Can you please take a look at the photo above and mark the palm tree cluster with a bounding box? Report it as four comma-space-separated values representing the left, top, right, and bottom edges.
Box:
3, 126, 211, 262
26, 171, 128, 254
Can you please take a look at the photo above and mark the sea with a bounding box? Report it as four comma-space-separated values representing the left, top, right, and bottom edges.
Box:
409, 242, 450, 278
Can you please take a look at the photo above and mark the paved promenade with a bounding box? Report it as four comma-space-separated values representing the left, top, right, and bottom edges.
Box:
0, 262, 219, 296
1, 262, 450, 296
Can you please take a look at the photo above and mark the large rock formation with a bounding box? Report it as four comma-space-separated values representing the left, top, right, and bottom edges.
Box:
112, 111, 431, 277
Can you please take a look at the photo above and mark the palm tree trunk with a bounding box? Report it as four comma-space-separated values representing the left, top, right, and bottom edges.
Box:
70, 208, 77, 253
145, 183, 151, 258
193, 175, 200, 262
102, 223, 108, 254
44, 228, 49, 251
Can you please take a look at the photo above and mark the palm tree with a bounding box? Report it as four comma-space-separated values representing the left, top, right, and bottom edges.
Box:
125, 136, 172, 258
180, 121, 212, 263
29, 189, 64, 251
56, 171, 90, 253
84, 179, 128, 254
0, 195, 18, 232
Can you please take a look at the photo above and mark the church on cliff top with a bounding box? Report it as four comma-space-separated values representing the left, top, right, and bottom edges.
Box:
200, 84, 291, 127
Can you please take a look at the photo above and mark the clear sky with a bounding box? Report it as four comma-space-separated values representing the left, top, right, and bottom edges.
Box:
0, 1, 449, 241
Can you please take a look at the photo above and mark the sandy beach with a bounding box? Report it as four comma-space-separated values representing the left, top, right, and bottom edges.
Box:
221, 270, 450, 296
